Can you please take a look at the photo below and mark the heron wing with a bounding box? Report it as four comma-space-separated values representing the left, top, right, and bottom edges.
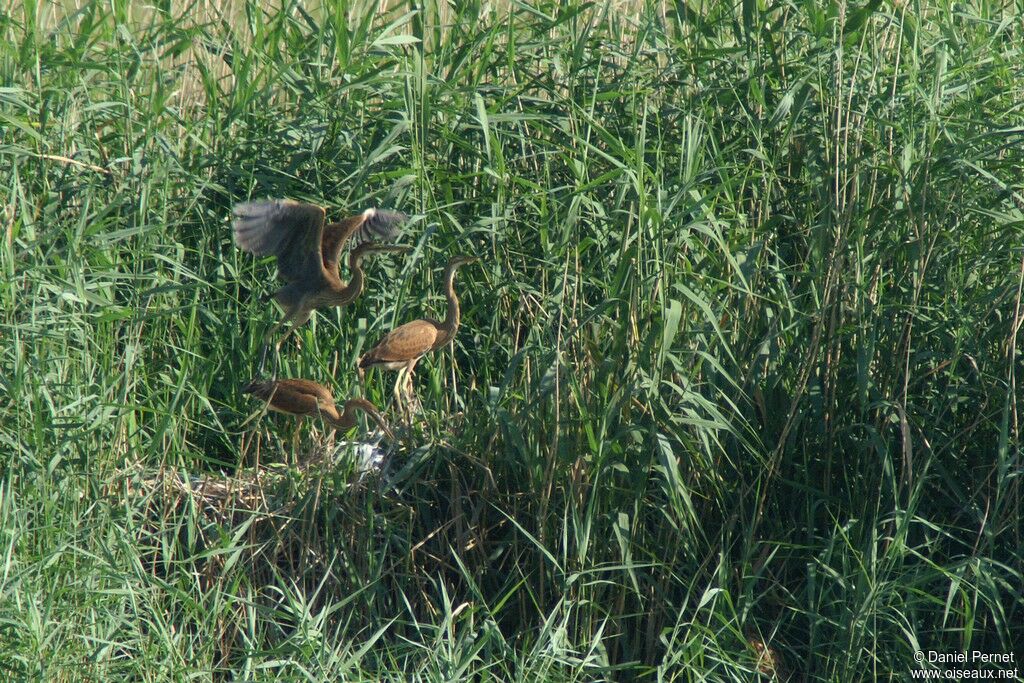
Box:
232, 200, 327, 284
361, 320, 439, 365
283, 379, 340, 419
321, 209, 408, 275
275, 388, 322, 416
280, 379, 335, 405
246, 379, 337, 418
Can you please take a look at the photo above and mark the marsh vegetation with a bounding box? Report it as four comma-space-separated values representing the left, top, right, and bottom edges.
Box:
2, 0, 1022, 679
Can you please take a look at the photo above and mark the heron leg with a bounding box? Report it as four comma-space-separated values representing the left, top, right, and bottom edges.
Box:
357, 364, 367, 395
260, 306, 311, 378
256, 343, 270, 377
269, 338, 286, 380
291, 416, 303, 466
404, 359, 421, 418
282, 307, 313, 348
257, 318, 287, 377
392, 367, 408, 424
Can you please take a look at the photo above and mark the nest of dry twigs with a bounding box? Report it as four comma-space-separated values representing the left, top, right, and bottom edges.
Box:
111, 440, 387, 529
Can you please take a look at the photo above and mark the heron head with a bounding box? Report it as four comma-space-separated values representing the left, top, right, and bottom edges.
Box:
448, 254, 480, 269
344, 398, 394, 439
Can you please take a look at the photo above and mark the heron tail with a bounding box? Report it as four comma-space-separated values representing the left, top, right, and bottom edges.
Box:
242, 379, 275, 400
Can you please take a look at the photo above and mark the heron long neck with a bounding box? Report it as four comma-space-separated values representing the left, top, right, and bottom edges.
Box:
439, 265, 461, 342
331, 253, 365, 304
329, 399, 386, 433
335, 217, 364, 248
324, 406, 356, 430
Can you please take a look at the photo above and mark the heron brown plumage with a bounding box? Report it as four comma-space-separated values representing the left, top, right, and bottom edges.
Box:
244, 378, 394, 442
358, 255, 479, 421
232, 199, 410, 375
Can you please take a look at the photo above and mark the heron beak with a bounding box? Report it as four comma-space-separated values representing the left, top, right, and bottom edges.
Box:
368, 244, 411, 253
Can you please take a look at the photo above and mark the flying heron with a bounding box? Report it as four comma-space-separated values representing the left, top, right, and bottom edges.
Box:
232, 199, 409, 374
244, 378, 394, 445
358, 255, 479, 421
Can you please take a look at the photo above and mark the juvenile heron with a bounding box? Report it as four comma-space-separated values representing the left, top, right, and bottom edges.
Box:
244, 378, 394, 442
358, 255, 478, 420
231, 199, 409, 374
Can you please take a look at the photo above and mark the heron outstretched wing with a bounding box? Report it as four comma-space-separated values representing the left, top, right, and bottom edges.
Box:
232, 200, 327, 283
321, 208, 408, 276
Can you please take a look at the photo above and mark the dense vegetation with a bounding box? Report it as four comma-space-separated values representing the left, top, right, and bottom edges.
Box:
2, 0, 1022, 679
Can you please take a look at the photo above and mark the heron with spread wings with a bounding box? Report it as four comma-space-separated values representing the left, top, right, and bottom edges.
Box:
232, 199, 409, 375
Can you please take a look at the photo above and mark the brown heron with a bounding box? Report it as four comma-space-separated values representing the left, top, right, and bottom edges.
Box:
232, 199, 409, 375
358, 255, 478, 420
244, 378, 394, 445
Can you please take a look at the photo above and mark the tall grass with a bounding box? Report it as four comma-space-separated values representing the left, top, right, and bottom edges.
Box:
1, 0, 1022, 679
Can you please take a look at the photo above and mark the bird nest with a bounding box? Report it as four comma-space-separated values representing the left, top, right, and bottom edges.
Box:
117, 465, 295, 529
114, 440, 389, 528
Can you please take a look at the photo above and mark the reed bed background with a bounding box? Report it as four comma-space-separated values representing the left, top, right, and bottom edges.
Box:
1, 0, 1022, 679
